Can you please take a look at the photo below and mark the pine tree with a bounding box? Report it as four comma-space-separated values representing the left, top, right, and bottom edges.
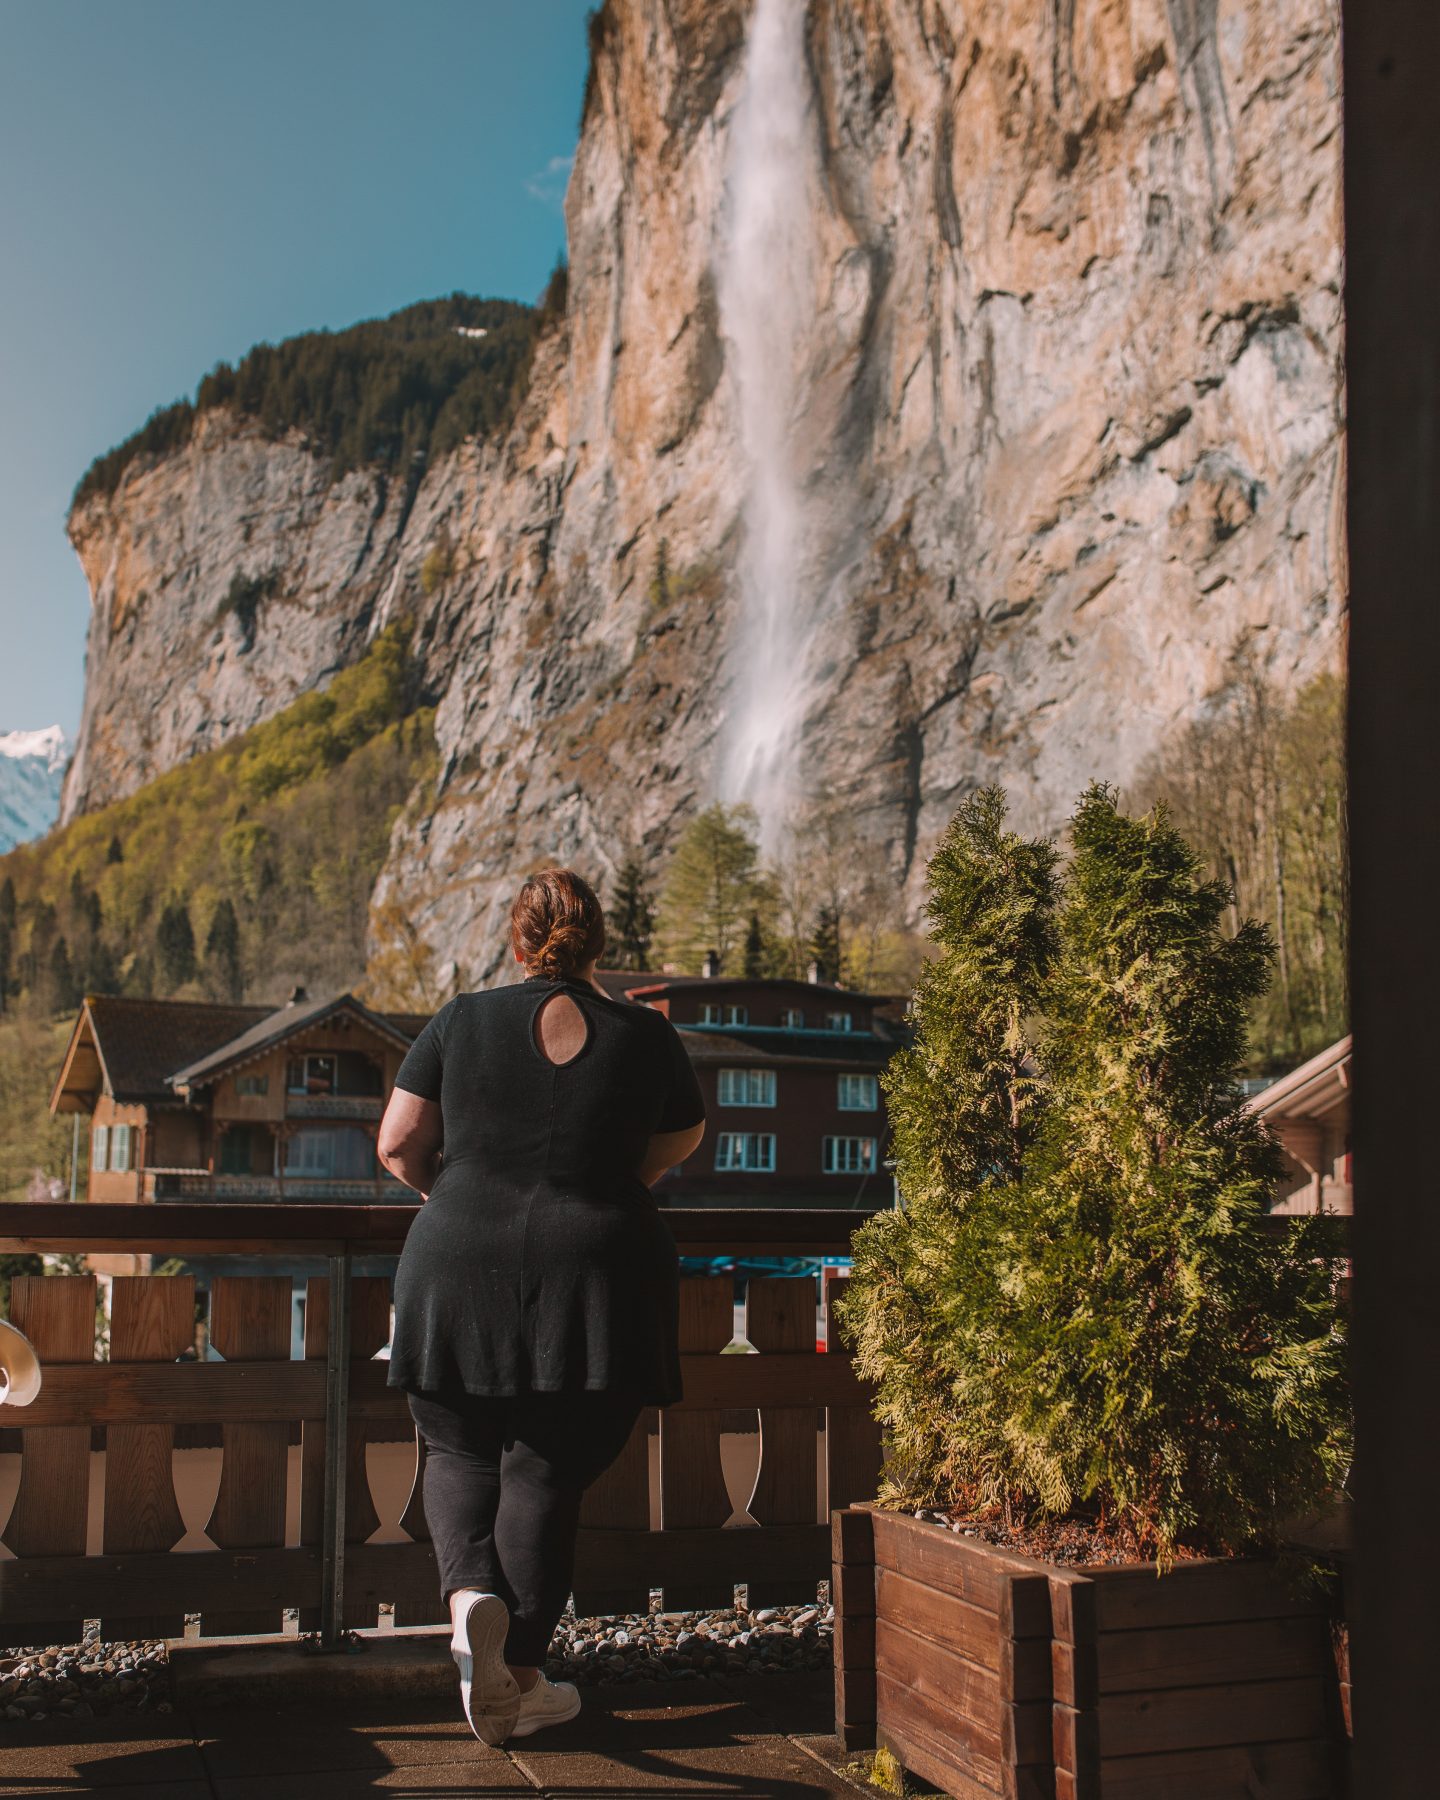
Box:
204, 898, 243, 1000
156, 900, 198, 990
654, 804, 770, 973
607, 857, 657, 970
807, 904, 843, 984
743, 911, 768, 978
0, 917, 11, 1015
105, 836, 124, 865
841, 785, 1349, 1560
47, 937, 78, 1015
0, 877, 16, 933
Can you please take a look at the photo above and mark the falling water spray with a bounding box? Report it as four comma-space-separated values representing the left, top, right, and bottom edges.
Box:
716, 0, 816, 855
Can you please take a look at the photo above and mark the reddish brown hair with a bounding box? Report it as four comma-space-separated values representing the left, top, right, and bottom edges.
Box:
510, 868, 606, 979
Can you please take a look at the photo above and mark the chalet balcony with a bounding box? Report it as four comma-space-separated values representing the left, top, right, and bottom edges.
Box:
140, 1171, 416, 1202
284, 1092, 385, 1121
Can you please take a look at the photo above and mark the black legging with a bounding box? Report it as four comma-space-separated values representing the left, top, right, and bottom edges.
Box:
407, 1386, 643, 1666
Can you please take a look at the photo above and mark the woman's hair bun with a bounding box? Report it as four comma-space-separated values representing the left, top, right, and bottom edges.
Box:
510, 869, 606, 979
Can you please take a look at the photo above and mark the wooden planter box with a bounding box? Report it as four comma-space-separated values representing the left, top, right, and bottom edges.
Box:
833, 1505, 1347, 1800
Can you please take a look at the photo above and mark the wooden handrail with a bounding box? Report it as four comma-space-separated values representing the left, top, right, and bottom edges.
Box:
0, 1200, 885, 1258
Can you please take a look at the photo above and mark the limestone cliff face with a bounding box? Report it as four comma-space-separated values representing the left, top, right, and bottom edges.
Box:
64, 0, 1345, 984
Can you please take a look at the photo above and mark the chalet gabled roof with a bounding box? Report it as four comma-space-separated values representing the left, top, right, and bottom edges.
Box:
50, 996, 270, 1112
1245, 1034, 1353, 1121
168, 991, 417, 1093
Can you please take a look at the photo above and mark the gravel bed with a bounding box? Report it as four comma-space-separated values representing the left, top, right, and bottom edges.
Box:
542, 1601, 835, 1686
0, 1601, 834, 1724
0, 1624, 170, 1724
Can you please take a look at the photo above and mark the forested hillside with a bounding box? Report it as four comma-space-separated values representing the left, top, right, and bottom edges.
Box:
0, 627, 436, 1014
72, 286, 560, 509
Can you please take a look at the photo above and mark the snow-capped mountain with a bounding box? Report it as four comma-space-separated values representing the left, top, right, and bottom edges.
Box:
0, 726, 69, 853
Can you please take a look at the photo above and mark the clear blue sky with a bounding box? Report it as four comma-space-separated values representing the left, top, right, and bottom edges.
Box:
0, 0, 594, 736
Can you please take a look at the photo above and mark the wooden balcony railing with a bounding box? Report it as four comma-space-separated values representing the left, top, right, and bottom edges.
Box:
0, 1202, 884, 1650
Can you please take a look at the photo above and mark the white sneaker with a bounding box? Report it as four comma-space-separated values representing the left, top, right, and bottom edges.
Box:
451, 1591, 521, 1745
508, 1671, 582, 1738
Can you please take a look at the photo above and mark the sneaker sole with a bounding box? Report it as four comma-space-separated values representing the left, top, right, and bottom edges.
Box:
454, 1594, 520, 1745
509, 1682, 583, 1738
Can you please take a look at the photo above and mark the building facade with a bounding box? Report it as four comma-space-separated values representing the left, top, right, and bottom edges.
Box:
51, 973, 908, 1212
599, 972, 905, 1209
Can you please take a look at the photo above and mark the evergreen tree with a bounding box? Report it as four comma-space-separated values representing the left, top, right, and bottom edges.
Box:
106, 836, 124, 865
0, 876, 16, 933
204, 898, 243, 1001
607, 856, 657, 970
743, 911, 768, 978
0, 917, 10, 1015
654, 803, 770, 973
841, 785, 1349, 1560
82, 937, 120, 996
47, 937, 78, 1015
807, 904, 843, 985
156, 900, 198, 990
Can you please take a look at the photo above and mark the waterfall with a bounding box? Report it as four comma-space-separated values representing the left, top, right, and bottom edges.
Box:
716, 0, 816, 855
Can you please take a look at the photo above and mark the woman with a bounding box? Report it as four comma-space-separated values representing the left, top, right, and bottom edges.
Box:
376, 869, 705, 1745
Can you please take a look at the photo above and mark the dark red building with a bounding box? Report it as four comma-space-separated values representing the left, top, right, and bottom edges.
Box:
596, 971, 906, 1208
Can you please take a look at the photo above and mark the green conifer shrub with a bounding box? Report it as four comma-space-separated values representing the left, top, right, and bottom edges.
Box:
840, 785, 1349, 1560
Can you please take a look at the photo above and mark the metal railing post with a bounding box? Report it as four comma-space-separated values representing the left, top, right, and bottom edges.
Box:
319, 1247, 352, 1648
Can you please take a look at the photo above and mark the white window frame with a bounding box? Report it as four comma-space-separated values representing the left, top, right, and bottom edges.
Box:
699, 1003, 750, 1027
717, 1068, 777, 1108
92, 1124, 109, 1173
714, 1132, 776, 1172
109, 1123, 132, 1174
824, 1011, 854, 1032
237, 1073, 269, 1097
823, 1135, 877, 1175
699, 1002, 722, 1024
837, 1074, 879, 1112
779, 1007, 805, 1029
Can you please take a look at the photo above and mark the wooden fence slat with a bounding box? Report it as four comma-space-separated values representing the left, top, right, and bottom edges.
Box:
0, 1276, 97, 1647
745, 1277, 822, 1605
392, 1430, 443, 1628
657, 1277, 735, 1610
203, 1277, 292, 1637
823, 1276, 883, 1513
573, 1407, 656, 1618
298, 1276, 389, 1631
101, 1276, 194, 1640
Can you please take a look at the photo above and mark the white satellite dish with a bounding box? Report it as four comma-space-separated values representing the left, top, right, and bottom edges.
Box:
0, 1318, 42, 1407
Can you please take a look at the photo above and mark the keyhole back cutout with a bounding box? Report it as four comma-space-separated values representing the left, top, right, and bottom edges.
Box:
533, 990, 590, 1066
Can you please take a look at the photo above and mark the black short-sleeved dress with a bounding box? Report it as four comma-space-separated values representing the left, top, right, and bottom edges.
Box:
386, 974, 706, 1408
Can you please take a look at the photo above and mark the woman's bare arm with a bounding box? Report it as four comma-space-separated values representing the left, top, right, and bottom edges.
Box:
638, 1121, 706, 1188
377, 1089, 444, 1198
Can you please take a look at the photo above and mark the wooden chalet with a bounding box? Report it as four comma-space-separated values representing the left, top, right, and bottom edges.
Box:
50, 990, 430, 1205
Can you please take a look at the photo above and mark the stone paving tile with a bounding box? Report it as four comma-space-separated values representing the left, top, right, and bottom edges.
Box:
0, 1720, 207, 1789
509, 1738, 868, 1795
189, 1696, 523, 1780
211, 1763, 535, 1798
0, 1785, 214, 1799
